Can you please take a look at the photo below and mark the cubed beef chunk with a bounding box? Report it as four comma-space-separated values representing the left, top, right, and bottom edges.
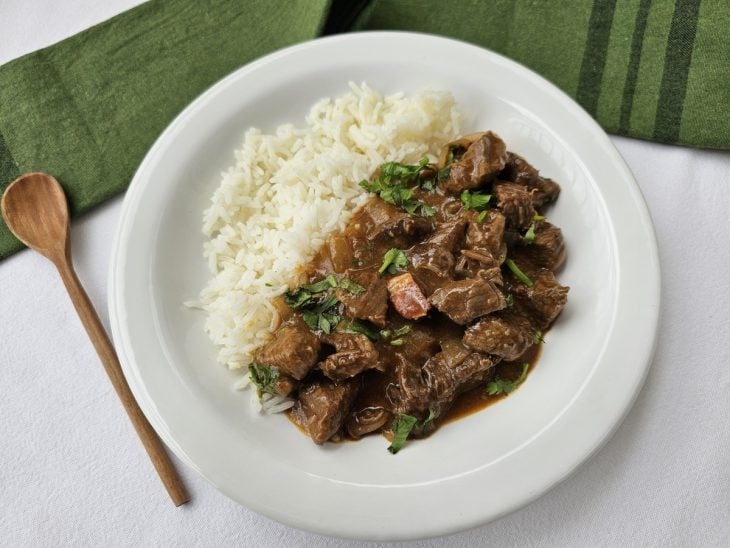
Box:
443, 132, 508, 193
493, 181, 538, 230
513, 221, 566, 271
293, 379, 359, 444
394, 347, 496, 419
387, 272, 430, 320
501, 152, 539, 185
530, 177, 561, 207
445, 351, 496, 395
346, 407, 391, 439
463, 312, 533, 361
319, 332, 381, 381
455, 250, 504, 286
410, 261, 455, 297
255, 320, 321, 380
430, 278, 506, 324
394, 355, 432, 416
408, 218, 467, 296
425, 218, 467, 251
501, 153, 560, 207
510, 269, 569, 329
337, 267, 389, 327
409, 219, 466, 272
397, 326, 441, 364
465, 209, 507, 262
358, 199, 433, 246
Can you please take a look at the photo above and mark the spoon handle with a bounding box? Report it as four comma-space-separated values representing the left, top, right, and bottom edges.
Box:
55, 257, 190, 506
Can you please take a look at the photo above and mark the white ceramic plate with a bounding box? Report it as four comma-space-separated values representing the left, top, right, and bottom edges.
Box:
109, 32, 660, 541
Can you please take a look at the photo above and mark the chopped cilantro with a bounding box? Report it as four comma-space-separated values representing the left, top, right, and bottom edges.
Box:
388, 414, 418, 454
534, 330, 544, 344
387, 408, 438, 454
338, 277, 365, 295
476, 210, 488, 223
342, 320, 414, 344
283, 287, 315, 309
460, 190, 492, 211
486, 363, 529, 396
505, 258, 533, 287
359, 158, 436, 216
378, 248, 408, 275
391, 325, 412, 338
301, 274, 338, 293
379, 157, 430, 183
342, 319, 382, 341
523, 214, 546, 245
249, 364, 279, 398
300, 293, 340, 334
286, 276, 342, 333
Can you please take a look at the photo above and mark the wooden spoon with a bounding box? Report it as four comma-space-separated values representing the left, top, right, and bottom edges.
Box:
1, 172, 190, 506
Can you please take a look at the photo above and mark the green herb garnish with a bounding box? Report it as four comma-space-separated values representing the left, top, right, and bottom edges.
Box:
380, 157, 430, 183
378, 248, 408, 275
342, 319, 382, 341
391, 325, 412, 338
476, 210, 488, 223
388, 414, 419, 454
523, 214, 546, 245
460, 190, 491, 211
286, 275, 343, 333
338, 278, 365, 295
283, 287, 316, 309
486, 363, 529, 396
301, 293, 340, 334
421, 408, 436, 429
301, 274, 338, 293
505, 258, 533, 287
359, 158, 436, 217
385, 325, 413, 346
387, 407, 438, 454
505, 293, 514, 307
534, 330, 544, 344
249, 364, 279, 398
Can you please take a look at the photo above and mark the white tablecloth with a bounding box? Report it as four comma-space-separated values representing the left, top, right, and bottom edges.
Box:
2, 1, 729, 546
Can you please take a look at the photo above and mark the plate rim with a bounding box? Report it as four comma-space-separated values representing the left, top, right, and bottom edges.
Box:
109, 30, 661, 540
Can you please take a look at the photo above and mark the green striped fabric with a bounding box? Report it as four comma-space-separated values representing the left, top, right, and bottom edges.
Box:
1, 0, 727, 259
360, 0, 727, 147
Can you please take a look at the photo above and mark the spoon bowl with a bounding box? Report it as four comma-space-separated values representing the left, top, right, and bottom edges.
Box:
1, 172, 69, 262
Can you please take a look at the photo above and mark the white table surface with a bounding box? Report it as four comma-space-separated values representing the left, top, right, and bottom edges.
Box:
2, 1, 729, 546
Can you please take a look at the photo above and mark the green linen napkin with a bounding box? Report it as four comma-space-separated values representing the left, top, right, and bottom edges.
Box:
1, 0, 727, 260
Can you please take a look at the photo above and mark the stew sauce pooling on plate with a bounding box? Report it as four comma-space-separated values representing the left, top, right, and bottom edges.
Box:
251, 131, 569, 453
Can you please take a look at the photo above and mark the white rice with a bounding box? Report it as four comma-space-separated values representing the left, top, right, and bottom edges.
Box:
194, 83, 460, 405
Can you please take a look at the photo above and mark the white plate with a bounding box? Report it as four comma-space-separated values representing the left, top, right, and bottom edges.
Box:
109, 32, 660, 541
